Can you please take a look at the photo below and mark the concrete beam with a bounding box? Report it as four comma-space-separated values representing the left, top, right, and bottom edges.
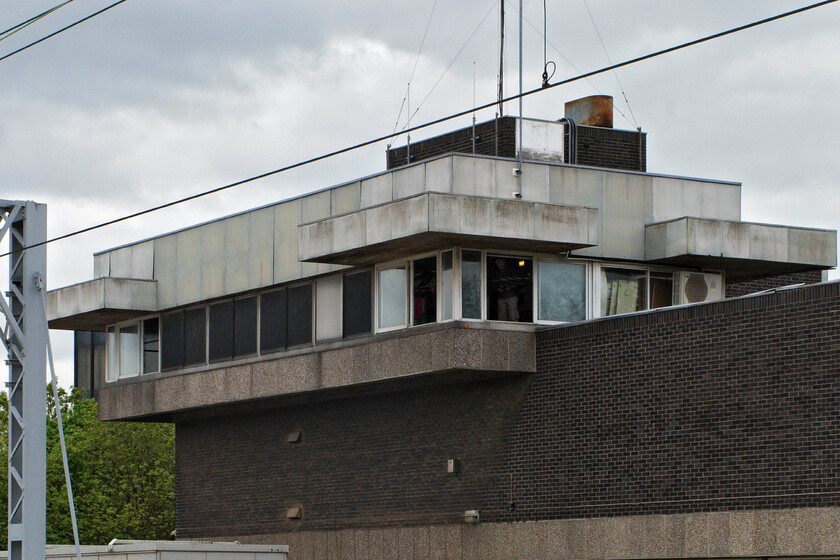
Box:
228, 507, 840, 560
299, 192, 598, 265
646, 217, 837, 281
96, 323, 536, 421
47, 277, 158, 331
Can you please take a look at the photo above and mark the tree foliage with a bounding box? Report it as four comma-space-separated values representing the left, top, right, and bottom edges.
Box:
0, 386, 175, 547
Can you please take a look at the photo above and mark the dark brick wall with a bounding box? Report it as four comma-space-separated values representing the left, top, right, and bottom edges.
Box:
726, 269, 824, 298
175, 377, 529, 537
496, 281, 840, 521
386, 118, 517, 169
571, 125, 646, 172
386, 118, 646, 172
175, 281, 840, 537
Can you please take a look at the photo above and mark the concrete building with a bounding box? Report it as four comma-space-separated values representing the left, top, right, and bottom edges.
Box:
48, 97, 840, 559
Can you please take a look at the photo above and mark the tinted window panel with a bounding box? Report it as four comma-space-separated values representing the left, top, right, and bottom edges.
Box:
209, 301, 234, 362
260, 289, 287, 353
183, 307, 207, 366
234, 297, 257, 357
461, 250, 482, 319
287, 283, 313, 347
343, 270, 372, 337
161, 311, 184, 370
143, 317, 160, 374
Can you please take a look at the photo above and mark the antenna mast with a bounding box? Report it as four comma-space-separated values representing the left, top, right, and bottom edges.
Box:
497, 0, 504, 115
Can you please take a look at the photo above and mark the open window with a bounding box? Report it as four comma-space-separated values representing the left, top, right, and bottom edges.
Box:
487, 255, 532, 322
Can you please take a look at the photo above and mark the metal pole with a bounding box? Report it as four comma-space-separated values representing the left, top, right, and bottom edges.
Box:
517, 0, 523, 197
2, 200, 48, 560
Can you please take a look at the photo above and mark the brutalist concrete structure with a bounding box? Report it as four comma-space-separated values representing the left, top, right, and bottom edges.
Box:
47, 98, 839, 559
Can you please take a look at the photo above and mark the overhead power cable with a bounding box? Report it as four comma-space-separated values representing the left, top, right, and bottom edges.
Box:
0, 0, 75, 43
2, 0, 836, 259
0, 0, 128, 64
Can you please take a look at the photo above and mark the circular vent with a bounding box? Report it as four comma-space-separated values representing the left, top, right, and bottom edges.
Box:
684, 274, 709, 303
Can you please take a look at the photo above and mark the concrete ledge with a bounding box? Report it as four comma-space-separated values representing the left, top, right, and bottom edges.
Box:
646, 217, 837, 281
97, 324, 536, 421
47, 277, 158, 331
299, 192, 598, 265
0, 540, 288, 559
223, 507, 840, 560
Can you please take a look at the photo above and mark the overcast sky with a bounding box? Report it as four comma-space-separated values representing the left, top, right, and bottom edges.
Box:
2, 0, 838, 386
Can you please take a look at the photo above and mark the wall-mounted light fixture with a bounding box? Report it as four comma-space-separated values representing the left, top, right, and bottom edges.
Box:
464, 510, 480, 525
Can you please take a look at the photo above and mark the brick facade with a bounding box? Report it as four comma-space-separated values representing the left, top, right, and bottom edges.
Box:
174, 281, 840, 538
725, 269, 823, 298
386, 118, 646, 172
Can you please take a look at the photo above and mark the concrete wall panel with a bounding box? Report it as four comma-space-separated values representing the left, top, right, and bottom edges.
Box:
176, 227, 202, 306
301, 190, 331, 224
423, 157, 452, 194
249, 207, 275, 289
224, 214, 251, 295
200, 220, 226, 301
392, 164, 426, 200
451, 157, 494, 198
360, 173, 392, 208
274, 200, 302, 283
331, 182, 361, 216
154, 234, 178, 309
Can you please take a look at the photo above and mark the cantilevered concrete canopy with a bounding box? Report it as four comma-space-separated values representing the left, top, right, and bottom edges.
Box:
47, 277, 157, 331
646, 217, 837, 282
298, 192, 599, 266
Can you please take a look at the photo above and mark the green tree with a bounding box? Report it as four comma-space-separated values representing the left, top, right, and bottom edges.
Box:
0, 386, 175, 547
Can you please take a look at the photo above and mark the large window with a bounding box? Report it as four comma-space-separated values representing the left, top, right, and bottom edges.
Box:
412, 256, 437, 325
538, 261, 586, 323
487, 255, 532, 322
461, 250, 482, 319
600, 267, 676, 317
343, 270, 372, 337
105, 318, 159, 380
161, 307, 206, 371
378, 264, 408, 330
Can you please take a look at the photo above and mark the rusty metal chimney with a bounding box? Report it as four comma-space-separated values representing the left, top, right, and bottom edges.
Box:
564, 95, 613, 128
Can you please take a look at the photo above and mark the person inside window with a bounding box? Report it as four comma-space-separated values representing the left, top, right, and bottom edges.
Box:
490, 257, 520, 321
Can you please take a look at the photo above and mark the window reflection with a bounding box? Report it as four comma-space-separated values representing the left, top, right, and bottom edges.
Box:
487, 256, 532, 322
538, 261, 586, 322
601, 267, 647, 316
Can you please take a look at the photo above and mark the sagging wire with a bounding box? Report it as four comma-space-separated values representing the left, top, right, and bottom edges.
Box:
0, 0, 75, 43
400, 0, 498, 132
511, 0, 635, 128
582, 0, 639, 128
388, 0, 439, 149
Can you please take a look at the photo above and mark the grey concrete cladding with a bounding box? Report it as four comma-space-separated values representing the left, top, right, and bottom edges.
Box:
47, 152, 834, 324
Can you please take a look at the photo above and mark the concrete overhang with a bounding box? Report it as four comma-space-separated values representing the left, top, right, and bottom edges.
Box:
47, 278, 158, 331
96, 323, 536, 421
646, 217, 837, 282
298, 192, 598, 265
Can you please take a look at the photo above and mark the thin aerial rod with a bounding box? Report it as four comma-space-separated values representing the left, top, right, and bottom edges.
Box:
517, 0, 523, 198
38, 275, 82, 560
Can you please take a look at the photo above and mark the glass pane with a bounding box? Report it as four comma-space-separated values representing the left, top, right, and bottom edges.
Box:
209, 301, 234, 362
183, 307, 207, 366
161, 311, 184, 370
143, 317, 159, 374
487, 256, 532, 322
343, 271, 372, 338
234, 297, 258, 357
440, 251, 453, 321
106, 326, 117, 382
412, 256, 437, 325
316, 276, 342, 342
649, 272, 674, 309
378, 266, 407, 329
538, 261, 586, 322
119, 324, 140, 376
461, 250, 482, 319
287, 283, 313, 347
600, 267, 647, 316
260, 289, 287, 353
